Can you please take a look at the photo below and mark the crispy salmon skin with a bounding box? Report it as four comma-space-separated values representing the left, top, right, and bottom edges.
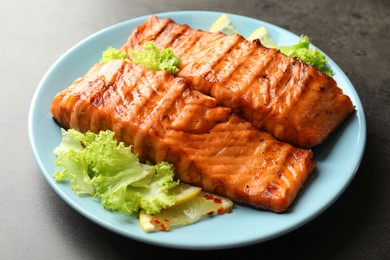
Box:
121, 16, 355, 148
51, 61, 316, 212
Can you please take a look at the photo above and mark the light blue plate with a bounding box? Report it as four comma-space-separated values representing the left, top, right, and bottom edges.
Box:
28, 11, 366, 250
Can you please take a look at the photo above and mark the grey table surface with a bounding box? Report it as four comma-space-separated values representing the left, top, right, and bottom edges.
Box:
1, 0, 389, 258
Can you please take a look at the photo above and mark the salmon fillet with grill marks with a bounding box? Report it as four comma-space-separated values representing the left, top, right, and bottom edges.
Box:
50, 60, 316, 212
121, 16, 355, 148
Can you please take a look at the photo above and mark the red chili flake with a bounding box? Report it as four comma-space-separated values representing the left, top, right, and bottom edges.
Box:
160, 223, 168, 231
226, 209, 233, 214
217, 207, 224, 214
149, 217, 172, 231
213, 198, 222, 204
150, 218, 170, 231
207, 211, 214, 216
150, 217, 160, 225
203, 193, 214, 200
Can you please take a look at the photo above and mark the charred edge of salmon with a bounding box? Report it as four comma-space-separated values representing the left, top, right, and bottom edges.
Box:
121, 16, 355, 149
52, 116, 66, 129
50, 60, 316, 212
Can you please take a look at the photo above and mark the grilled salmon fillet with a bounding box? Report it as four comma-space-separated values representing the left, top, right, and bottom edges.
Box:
121, 16, 355, 148
50, 60, 316, 212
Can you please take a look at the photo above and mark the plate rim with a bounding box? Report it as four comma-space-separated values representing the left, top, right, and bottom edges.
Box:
28, 10, 367, 250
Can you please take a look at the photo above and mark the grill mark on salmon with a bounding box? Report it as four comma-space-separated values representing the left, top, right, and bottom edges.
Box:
51, 60, 316, 212
121, 16, 355, 148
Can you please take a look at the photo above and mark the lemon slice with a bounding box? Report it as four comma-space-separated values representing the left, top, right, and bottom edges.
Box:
209, 14, 240, 35
247, 26, 277, 48
171, 182, 202, 205
139, 191, 233, 232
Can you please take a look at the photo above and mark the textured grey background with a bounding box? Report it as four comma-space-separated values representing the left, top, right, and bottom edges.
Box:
1, 0, 389, 259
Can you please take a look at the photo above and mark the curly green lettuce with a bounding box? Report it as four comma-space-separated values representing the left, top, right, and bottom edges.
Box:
128, 41, 181, 75
277, 35, 333, 77
53, 129, 179, 215
99, 46, 130, 63
99, 42, 181, 75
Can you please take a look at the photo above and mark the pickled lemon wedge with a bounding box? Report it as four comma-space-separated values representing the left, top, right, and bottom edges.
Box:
171, 182, 202, 205
247, 26, 277, 48
139, 191, 233, 232
209, 14, 240, 35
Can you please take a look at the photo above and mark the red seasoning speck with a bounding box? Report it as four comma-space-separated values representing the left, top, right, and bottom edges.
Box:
150, 217, 160, 224
204, 193, 214, 200
217, 207, 225, 214
213, 198, 222, 204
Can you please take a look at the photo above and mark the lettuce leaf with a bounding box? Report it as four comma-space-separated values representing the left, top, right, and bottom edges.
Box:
53, 128, 179, 215
99, 42, 181, 75
277, 35, 333, 77
99, 46, 130, 63
129, 41, 181, 75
